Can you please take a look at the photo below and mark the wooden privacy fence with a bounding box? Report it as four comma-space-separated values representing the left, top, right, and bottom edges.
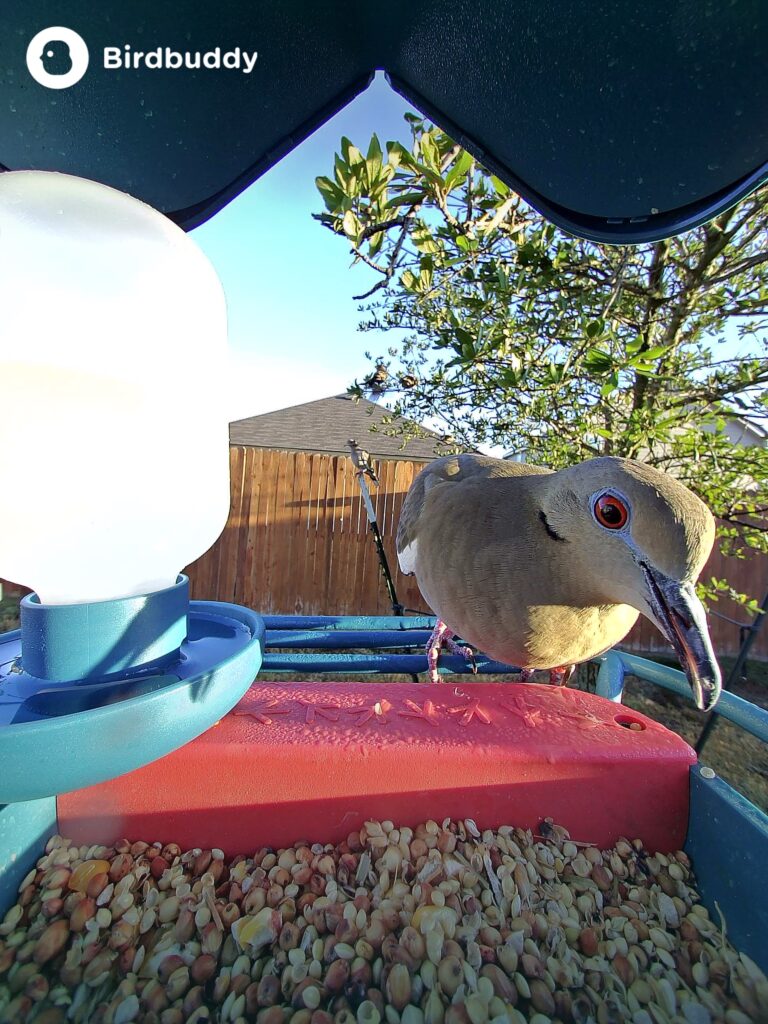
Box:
185, 446, 428, 619
185, 446, 768, 660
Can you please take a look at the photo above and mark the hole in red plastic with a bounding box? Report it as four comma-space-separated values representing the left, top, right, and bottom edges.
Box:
615, 715, 646, 731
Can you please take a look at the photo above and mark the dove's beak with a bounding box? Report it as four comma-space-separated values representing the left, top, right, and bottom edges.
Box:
639, 564, 722, 711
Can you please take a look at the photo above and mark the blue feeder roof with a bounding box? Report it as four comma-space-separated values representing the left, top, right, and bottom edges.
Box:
1, 2, 766, 242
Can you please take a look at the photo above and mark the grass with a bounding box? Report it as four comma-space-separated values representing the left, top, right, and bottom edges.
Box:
0, 592, 20, 633
618, 654, 768, 813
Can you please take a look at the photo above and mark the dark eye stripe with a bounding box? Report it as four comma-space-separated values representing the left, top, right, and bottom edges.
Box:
539, 509, 568, 543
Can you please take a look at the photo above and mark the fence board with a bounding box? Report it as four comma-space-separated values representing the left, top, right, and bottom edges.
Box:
241, 447, 262, 609
335, 459, 356, 612
289, 452, 311, 616
235, 447, 255, 607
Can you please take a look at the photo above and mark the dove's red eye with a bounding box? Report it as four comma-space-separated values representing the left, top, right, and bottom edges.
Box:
593, 494, 629, 530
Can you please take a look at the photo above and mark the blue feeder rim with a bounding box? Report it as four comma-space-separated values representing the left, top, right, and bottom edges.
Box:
0, 578, 264, 803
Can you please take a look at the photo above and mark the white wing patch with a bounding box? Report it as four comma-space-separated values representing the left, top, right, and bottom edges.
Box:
398, 538, 419, 575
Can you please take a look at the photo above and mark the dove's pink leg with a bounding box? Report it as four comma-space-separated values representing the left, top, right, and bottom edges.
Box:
426, 620, 476, 683
520, 665, 575, 686
549, 665, 575, 686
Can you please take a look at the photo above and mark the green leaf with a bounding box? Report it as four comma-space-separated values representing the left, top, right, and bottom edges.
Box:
419, 132, 440, 173
638, 345, 671, 361
412, 225, 441, 254
341, 137, 364, 167
342, 209, 361, 240
516, 242, 536, 266
490, 175, 510, 197
384, 191, 425, 209
631, 363, 663, 378
367, 134, 382, 163
445, 149, 473, 190
366, 134, 383, 182
411, 163, 448, 189
334, 155, 350, 190
315, 176, 343, 212
627, 347, 671, 369
625, 336, 645, 356
451, 327, 477, 359
586, 320, 604, 339
583, 349, 614, 374
386, 142, 407, 167
455, 234, 478, 252
401, 269, 418, 292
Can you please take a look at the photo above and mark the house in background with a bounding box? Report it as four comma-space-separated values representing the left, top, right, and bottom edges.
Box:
229, 393, 456, 461
719, 417, 767, 449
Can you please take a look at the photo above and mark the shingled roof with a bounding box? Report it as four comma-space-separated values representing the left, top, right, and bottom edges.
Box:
229, 394, 456, 461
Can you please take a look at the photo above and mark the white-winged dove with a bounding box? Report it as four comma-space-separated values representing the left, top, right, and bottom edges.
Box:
397, 454, 721, 710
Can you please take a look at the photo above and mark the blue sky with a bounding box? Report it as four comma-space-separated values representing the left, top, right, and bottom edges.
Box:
192, 74, 414, 422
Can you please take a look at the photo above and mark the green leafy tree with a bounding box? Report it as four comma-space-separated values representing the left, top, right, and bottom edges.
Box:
314, 118, 768, 610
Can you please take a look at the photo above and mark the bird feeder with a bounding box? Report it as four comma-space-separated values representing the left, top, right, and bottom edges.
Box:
0, 0, 767, 987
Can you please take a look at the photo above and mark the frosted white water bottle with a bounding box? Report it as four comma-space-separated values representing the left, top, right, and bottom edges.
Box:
0, 171, 231, 604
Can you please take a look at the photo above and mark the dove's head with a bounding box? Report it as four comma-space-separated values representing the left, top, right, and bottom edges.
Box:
540, 457, 721, 710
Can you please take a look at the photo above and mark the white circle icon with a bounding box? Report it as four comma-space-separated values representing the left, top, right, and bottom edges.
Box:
26, 27, 89, 89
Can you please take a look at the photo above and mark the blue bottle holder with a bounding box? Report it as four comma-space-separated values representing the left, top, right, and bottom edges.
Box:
0, 576, 264, 802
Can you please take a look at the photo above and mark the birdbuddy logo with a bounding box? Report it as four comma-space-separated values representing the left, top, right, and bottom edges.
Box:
26, 26, 259, 89
26, 27, 89, 89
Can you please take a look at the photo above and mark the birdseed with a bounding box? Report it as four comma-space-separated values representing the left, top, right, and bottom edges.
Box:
0, 819, 766, 1024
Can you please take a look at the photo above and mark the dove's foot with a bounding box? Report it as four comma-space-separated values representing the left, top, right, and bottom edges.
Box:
519, 665, 575, 686
443, 635, 477, 674
426, 620, 451, 683
426, 619, 474, 682
549, 665, 576, 686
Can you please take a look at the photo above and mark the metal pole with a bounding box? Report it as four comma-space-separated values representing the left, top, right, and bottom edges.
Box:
695, 584, 768, 755
347, 440, 404, 617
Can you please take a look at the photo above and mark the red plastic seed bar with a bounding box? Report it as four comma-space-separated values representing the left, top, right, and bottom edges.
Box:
58, 683, 695, 854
